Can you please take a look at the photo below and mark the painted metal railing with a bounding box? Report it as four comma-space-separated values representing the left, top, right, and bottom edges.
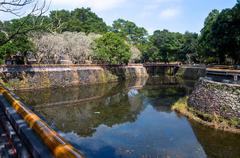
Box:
0, 86, 85, 158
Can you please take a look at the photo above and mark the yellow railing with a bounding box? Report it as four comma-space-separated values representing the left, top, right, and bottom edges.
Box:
0, 86, 85, 158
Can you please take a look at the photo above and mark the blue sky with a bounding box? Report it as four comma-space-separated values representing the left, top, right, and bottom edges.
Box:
0, 0, 237, 34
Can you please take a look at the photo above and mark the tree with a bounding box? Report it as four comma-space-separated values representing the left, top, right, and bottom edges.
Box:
0, 0, 46, 16
179, 32, 199, 63
129, 45, 142, 63
49, 8, 108, 34
210, 3, 240, 64
149, 29, 184, 63
111, 19, 148, 45
141, 44, 159, 62
32, 32, 100, 64
199, 1, 240, 64
0, 15, 50, 63
93, 32, 131, 64
198, 9, 220, 63
49, 10, 71, 33
0, 0, 48, 46
0, 35, 34, 64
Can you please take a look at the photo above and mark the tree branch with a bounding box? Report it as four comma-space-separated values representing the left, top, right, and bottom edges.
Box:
0, 0, 50, 46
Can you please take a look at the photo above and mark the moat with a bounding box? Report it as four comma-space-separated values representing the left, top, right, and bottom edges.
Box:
15, 77, 240, 158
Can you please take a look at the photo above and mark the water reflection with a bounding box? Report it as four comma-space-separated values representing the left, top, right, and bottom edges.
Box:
190, 121, 240, 158
15, 77, 240, 158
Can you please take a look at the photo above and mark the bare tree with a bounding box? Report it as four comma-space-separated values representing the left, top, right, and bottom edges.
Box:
31, 32, 101, 64
0, 0, 49, 46
129, 45, 141, 63
0, 0, 47, 16
31, 32, 143, 64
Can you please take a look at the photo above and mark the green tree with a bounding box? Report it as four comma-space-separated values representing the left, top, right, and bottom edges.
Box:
111, 19, 148, 45
0, 16, 43, 63
0, 36, 34, 64
0, 0, 48, 47
49, 10, 71, 33
199, 1, 240, 64
198, 9, 220, 63
179, 32, 199, 63
210, 3, 240, 64
93, 32, 131, 64
149, 29, 184, 63
141, 44, 159, 62
49, 8, 108, 34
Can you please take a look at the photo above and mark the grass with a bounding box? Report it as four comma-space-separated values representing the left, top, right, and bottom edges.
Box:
171, 97, 240, 134
171, 97, 189, 114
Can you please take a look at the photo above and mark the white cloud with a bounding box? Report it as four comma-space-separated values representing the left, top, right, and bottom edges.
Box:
159, 8, 181, 18
140, 0, 182, 18
50, 0, 127, 11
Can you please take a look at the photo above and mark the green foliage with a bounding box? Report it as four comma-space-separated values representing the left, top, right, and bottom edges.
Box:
198, 9, 220, 63
0, 32, 7, 46
199, 2, 240, 64
1, 3, 240, 65
0, 42, 17, 58
145, 29, 185, 63
0, 16, 38, 63
179, 32, 199, 63
211, 4, 240, 64
0, 36, 34, 63
49, 8, 108, 34
111, 19, 148, 45
93, 32, 131, 64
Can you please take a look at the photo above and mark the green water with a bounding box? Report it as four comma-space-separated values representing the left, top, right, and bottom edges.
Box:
15, 77, 240, 158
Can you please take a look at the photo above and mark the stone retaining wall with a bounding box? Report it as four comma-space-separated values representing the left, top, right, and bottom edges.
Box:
176, 66, 206, 80
188, 78, 240, 120
0, 65, 148, 90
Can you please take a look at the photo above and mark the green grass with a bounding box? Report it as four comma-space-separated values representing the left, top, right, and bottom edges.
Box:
171, 96, 240, 133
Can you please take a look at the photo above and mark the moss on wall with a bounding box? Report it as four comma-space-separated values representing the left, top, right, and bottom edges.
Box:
188, 78, 240, 127
172, 96, 240, 133
0, 65, 148, 90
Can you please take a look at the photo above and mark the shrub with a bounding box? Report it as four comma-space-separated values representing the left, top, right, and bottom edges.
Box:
93, 32, 131, 64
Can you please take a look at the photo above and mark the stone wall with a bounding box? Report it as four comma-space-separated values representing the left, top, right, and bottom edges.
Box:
188, 78, 240, 120
0, 65, 148, 90
176, 66, 206, 80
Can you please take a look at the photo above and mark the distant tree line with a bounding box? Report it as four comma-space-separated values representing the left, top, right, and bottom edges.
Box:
0, 0, 239, 65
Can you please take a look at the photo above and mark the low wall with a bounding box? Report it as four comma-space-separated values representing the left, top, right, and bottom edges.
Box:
176, 66, 206, 80
0, 65, 148, 90
188, 78, 240, 120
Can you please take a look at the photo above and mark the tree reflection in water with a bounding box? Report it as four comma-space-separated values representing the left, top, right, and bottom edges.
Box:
15, 77, 240, 158
190, 120, 240, 158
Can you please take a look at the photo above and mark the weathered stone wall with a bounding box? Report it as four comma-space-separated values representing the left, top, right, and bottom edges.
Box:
188, 78, 240, 120
176, 66, 206, 80
0, 65, 148, 90
145, 66, 174, 76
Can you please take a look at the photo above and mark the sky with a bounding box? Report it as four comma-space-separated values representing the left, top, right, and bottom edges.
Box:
0, 0, 237, 34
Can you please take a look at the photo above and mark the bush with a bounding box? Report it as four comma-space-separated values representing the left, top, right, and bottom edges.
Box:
0, 36, 35, 64
93, 32, 131, 64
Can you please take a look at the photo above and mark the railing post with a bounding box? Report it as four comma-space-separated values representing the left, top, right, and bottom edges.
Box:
234, 75, 238, 82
